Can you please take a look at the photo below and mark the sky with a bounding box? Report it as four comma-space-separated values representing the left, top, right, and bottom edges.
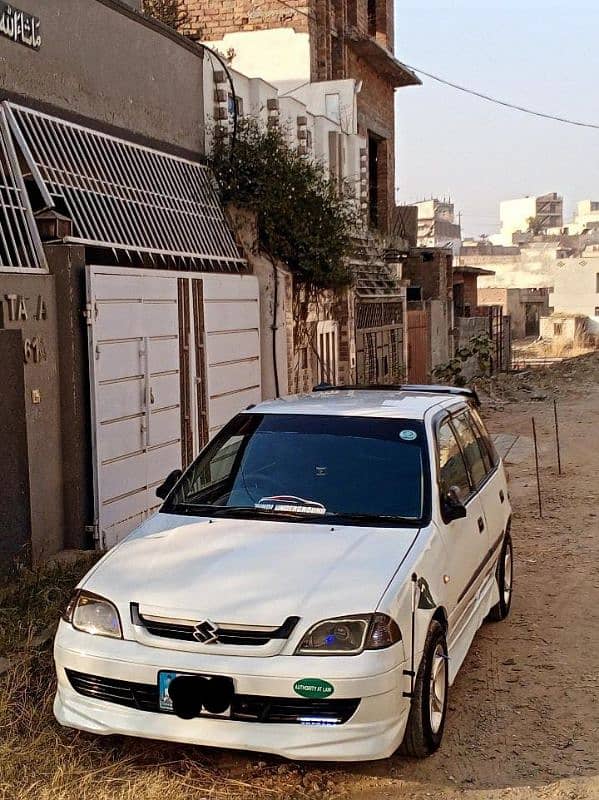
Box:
394, 0, 599, 238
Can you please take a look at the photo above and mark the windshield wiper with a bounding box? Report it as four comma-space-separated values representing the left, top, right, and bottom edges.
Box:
167, 503, 325, 520
325, 512, 418, 525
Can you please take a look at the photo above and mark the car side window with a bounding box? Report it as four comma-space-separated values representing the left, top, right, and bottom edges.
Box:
469, 407, 499, 467
437, 420, 471, 503
452, 412, 488, 488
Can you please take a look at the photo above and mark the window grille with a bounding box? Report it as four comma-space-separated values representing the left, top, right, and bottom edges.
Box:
4, 102, 245, 271
0, 107, 46, 270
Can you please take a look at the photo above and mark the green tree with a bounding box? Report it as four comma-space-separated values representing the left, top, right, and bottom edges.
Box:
210, 120, 357, 290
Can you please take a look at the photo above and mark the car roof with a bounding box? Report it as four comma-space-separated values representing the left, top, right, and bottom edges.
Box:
245, 389, 467, 421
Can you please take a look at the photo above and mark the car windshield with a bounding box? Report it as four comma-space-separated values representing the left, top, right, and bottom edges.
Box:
164, 413, 429, 525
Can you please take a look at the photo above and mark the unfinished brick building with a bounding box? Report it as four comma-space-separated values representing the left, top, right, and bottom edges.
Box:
179, 0, 420, 233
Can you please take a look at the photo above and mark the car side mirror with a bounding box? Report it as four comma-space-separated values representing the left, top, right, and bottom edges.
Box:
442, 486, 467, 523
156, 469, 182, 500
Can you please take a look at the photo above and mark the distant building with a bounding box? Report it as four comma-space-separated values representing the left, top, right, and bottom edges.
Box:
549, 257, 599, 330
477, 287, 550, 339
493, 193, 563, 246
568, 200, 599, 235
414, 199, 462, 255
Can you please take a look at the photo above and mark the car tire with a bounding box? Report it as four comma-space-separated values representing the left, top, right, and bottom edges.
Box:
399, 620, 448, 758
488, 533, 513, 622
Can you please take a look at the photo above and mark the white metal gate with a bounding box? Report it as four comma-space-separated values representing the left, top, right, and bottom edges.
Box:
87, 266, 260, 548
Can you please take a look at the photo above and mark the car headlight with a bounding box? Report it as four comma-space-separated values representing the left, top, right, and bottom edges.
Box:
62, 590, 123, 639
295, 614, 401, 655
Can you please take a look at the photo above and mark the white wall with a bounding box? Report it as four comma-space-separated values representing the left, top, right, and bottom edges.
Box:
498, 197, 537, 245
290, 79, 358, 134
204, 28, 310, 93
551, 257, 599, 331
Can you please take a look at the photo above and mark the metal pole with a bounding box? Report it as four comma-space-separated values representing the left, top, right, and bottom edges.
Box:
532, 417, 543, 518
553, 398, 562, 475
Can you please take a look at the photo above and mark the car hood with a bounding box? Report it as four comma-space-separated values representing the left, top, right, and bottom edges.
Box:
84, 513, 420, 626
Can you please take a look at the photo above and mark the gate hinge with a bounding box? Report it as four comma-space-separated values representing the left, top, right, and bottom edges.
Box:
83, 301, 97, 325
85, 523, 101, 547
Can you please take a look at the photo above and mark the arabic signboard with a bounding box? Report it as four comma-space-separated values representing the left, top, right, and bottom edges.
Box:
0, 2, 41, 50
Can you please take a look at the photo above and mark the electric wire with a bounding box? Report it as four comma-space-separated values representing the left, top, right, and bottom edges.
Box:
268, 0, 599, 130
402, 63, 599, 131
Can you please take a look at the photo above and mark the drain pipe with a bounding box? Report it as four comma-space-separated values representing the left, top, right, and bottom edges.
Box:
271, 257, 281, 398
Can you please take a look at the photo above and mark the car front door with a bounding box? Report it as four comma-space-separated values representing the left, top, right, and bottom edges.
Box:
435, 415, 489, 655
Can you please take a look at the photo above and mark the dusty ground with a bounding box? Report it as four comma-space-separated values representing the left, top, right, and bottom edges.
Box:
2, 354, 598, 800
341, 377, 599, 800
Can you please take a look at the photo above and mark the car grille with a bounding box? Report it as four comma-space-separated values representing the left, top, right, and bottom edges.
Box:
65, 669, 159, 712
65, 670, 360, 725
131, 603, 300, 647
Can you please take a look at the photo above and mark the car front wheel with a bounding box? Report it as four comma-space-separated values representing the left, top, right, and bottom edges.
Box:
399, 619, 448, 758
488, 533, 513, 622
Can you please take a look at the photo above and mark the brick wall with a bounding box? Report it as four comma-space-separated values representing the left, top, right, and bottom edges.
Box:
179, 0, 311, 39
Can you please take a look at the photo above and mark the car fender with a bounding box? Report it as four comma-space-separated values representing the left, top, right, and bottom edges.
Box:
377, 522, 450, 690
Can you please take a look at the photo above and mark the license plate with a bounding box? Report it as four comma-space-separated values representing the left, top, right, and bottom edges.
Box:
157, 671, 232, 717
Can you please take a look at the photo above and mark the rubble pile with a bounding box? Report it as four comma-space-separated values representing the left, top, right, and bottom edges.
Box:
474, 350, 599, 407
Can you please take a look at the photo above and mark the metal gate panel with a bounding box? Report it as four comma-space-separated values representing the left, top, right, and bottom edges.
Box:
407, 309, 431, 384
88, 267, 261, 548
202, 274, 261, 438
88, 266, 182, 548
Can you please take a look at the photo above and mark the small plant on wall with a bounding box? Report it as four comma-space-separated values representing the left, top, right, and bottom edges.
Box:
209, 119, 357, 291
432, 333, 493, 386
142, 0, 187, 29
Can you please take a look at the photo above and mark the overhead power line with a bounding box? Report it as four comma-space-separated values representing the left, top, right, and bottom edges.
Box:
269, 0, 599, 130
400, 63, 599, 131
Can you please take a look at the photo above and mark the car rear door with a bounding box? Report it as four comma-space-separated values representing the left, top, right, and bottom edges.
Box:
468, 406, 510, 552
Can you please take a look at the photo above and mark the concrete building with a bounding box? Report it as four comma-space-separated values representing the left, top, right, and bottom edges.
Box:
403, 248, 454, 380
477, 287, 550, 339
0, 0, 263, 570
547, 257, 599, 335
179, 0, 421, 233
567, 200, 599, 235
493, 193, 563, 246
539, 313, 588, 345
414, 199, 462, 256
457, 241, 563, 290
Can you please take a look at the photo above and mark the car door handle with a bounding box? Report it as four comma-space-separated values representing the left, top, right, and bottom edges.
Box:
478, 516, 485, 533
499, 490, 505, 503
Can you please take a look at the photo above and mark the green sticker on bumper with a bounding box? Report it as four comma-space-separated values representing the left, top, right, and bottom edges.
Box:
293, 678, 334, 698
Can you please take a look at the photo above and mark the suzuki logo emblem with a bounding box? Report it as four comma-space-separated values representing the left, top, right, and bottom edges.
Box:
192, 620, 219, 644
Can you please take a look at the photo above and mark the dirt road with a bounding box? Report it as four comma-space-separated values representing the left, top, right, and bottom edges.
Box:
336, 388, 599, 799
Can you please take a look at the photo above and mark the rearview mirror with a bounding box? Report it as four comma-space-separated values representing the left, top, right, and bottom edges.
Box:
156, 469, 182, 500
442, 486, 467, 523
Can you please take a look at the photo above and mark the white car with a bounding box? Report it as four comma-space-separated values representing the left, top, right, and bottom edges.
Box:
54, 385, 513, 762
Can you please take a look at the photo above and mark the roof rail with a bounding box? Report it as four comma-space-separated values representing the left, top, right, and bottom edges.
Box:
312, 383, 481, 407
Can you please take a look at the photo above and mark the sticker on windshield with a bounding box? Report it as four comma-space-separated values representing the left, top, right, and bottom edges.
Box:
294, 678, 334, 699
399, 429, 418, 441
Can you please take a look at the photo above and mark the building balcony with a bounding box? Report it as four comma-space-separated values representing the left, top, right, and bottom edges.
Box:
344, 28, 421, 88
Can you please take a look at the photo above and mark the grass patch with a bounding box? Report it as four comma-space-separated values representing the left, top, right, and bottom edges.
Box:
0, 651, 328, 800
0, 555, 99, 658
0, 559, 341, 800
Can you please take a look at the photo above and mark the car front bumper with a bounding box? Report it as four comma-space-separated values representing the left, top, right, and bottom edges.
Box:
54, 622, 411, 761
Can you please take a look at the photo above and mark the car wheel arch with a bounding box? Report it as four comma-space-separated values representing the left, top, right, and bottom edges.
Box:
432, 605, 448, 633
